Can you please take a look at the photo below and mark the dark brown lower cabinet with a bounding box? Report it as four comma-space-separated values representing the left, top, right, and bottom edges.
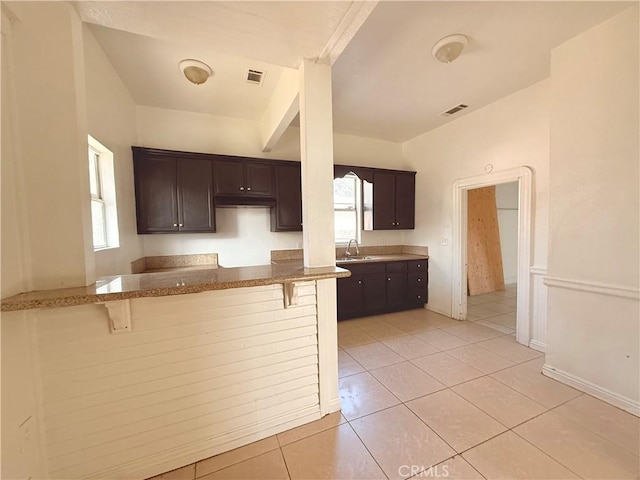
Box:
337, 276, 363, 319
337, 259, 428, 320
363, 273, 386, 314
407, 258, 429, 306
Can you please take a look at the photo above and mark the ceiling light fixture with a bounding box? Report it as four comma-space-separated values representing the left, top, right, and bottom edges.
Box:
179, 59, 213, 85
432, 34, 468, 64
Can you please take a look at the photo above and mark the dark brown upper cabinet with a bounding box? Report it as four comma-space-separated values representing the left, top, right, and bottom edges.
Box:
271, 163, 302, 232
214, 159, 273, 205
133, 148, 215, 234
364, 171, 416, 230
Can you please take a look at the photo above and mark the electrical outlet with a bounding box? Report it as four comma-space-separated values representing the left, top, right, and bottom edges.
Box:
440, 237, 449, 246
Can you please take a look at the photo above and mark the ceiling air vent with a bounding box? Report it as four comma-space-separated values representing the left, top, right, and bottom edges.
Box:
246, 68, 265, 86
441, 104, 468, 116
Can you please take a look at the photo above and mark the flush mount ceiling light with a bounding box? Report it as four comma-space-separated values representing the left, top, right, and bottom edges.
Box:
179, 59, 213, 85
432, 34, 468, 64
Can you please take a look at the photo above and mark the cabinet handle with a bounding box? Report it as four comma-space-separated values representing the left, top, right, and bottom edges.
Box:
417, 295, 422, 299
387, 277, 391, 281
239, 186, 245, 191
397, 222, 400, 226
247, 187, 251, 191
358, 280, 362, 284
179, 224, 183, 227
173, 223, 177, 227
417, 264, 421, 268
391, 222, 396, 226
417, 278, 421, 282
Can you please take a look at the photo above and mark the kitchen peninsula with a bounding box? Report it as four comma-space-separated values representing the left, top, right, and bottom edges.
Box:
1, 263, 348, 479
1, 262, 349, 311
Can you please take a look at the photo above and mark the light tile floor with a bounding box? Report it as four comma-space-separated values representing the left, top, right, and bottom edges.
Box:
467, 284, 518, 334
149, 306, 639, 480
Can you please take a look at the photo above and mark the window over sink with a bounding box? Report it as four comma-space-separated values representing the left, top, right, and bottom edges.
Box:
333, 172, 362, 244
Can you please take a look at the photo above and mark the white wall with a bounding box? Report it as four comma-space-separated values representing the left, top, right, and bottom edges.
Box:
136, 107, 407, 266
83, 25, 143, 276
3, 2, 96, 290
1, 10, 28, 298
495, 182, 519, 285
403, 80, 550, 319
545, 6, 639, 413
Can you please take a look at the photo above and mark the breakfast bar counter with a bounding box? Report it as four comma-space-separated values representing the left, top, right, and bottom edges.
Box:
0, 263, 350, 311
1, 261, 346, 479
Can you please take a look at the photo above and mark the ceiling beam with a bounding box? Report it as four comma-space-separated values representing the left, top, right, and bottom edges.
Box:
260, 1, 377, 151
259, 67, 299, 152
317, 1, 379, 65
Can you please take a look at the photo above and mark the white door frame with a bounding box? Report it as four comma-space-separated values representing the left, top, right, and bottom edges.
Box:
452, 166, 533, 346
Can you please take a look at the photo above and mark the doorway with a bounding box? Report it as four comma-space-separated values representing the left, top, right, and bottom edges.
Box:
466, 183, 519, 334
451, 167, 533, 346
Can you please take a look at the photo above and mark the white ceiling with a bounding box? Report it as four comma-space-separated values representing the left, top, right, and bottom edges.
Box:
78, 1, 634, 142
332, 1, 634, 142
76, 1, 353, 68
88, 24, 285, 120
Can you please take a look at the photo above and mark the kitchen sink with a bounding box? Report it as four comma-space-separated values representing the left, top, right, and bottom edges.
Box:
336, 256, 375, 262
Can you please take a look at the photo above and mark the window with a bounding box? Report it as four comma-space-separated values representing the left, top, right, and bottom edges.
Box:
89, 146, 107, 248
333, 173, 361, 244
88, 135, 119, 250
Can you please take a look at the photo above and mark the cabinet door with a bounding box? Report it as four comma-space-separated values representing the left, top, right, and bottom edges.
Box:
337, 276, 363, 320
214, 160, 245, 195
386, 272, 408, 310
373, 172, 397, 230
395, 173, 415, 229
134, 156, 178, 233
246, 163, 273, 196
178, 159, 215, 232
363, 274, 386, 314
272, 164, 302, 232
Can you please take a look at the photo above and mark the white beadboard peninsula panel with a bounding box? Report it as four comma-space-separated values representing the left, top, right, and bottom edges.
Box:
34, 283, 320, 479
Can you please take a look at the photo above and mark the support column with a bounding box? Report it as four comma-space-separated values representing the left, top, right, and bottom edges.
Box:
298, 58, 335, 268
298, 59, 339, 414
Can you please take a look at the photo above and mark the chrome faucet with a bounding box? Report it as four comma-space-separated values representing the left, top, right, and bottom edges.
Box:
344, 239, 360, 257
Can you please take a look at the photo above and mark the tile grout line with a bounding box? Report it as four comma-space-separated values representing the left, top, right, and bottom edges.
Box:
342, 421, 391, 480
509, 426, 586, 479
340, 334, 596, 479
277, 444, 293, 480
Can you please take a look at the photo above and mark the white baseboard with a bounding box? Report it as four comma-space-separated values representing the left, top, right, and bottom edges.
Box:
542, 365, 639, 417
544, 276, 640, 300
528, 339, 546, 353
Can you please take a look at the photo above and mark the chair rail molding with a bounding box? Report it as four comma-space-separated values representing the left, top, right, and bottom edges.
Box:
544, 276, 640, 300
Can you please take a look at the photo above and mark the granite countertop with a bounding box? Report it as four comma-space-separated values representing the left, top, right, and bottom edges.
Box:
1, 263, 350, 312
140, 265, 221, 274
335, 253, 428, 265
271, 253, 429, 267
